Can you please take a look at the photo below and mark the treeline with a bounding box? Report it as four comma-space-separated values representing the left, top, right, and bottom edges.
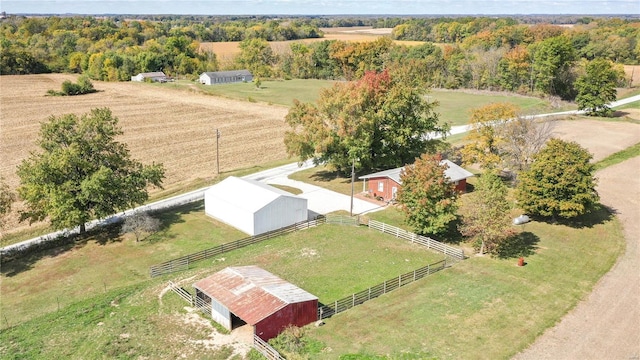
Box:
392, 17, 639, 64
1, 15, 638, 100
0, 15, 323, 78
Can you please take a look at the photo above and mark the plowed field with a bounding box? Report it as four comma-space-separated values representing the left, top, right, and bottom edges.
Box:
0, 74, 290, 234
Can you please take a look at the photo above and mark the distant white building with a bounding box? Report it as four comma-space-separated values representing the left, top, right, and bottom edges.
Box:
204, 176, 307, 236
199, 70, 253, 85
131, 71, 167, 82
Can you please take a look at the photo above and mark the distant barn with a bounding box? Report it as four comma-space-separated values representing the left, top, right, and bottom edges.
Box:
204, 176, 308, 236
199, 70, 253, 85
131, 71, 167, 82
193, 265, 318, 341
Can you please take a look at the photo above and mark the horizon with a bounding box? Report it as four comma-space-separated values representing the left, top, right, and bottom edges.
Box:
2, 1, 639, 17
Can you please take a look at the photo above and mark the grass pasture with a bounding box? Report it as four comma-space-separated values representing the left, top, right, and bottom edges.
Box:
307, 207, 624, 359
0, 206, 444, 328
0, 203, 624, 359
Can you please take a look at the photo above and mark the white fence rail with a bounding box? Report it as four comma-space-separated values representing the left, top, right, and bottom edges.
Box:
368, 220, 464, 260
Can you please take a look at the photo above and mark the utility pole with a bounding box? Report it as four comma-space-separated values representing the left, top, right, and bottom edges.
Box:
216, 129, 221, 174
350, 157, 355, 217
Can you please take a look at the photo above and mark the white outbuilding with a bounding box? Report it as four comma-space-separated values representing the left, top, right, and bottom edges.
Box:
204, 176, 308, 236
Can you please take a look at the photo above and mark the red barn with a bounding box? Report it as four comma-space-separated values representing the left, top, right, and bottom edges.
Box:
358, 159, 474, 202
193, 266, 318, 341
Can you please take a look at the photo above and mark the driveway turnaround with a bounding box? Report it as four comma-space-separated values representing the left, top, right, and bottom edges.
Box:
243, 161, 385, 218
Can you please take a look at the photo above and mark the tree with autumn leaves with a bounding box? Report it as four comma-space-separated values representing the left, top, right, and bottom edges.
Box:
396, 153, 459, 237
284, 70, 448, 174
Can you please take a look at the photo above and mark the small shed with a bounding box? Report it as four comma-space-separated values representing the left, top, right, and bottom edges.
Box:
193, 266, 318, 341
359, 160, 475, 202
131, 71, 167, 82
199, 70, 253, 85
204, 176, 307, 236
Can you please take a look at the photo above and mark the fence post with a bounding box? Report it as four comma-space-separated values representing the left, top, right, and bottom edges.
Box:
352, 294, 355, 308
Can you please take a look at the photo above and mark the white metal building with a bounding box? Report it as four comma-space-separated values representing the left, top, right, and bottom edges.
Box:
199, 70, 253, 85
131, 71, 167, 82
204, 176, 307, 236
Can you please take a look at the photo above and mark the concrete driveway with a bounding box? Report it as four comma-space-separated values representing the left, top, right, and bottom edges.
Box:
243, 161, 385, 218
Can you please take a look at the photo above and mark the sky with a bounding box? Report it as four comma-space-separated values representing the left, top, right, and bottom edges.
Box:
1, 0, 639, 16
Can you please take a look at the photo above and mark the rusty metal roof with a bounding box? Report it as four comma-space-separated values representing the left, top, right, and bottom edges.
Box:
193, 266, 317, 325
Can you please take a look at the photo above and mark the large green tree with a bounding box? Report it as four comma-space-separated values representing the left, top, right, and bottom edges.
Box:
284, 70, 447, 174
529, 35, 576, 98
396, 153, 459, 237
575, 58, 623, 117
17, 108, 165, 233
459, 171, 516, 255
516, 138, 599, 220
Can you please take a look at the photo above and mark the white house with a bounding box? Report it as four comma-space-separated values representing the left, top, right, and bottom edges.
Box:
131, 71, 167, 82
204, 176, 307, 236
199, 70, 253, 85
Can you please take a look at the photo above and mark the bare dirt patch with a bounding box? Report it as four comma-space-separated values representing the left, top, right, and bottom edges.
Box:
0, 74, 290, 234
550, 119, 640, 161
514, 122, 640, 360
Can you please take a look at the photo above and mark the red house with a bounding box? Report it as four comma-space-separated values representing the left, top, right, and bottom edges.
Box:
358, 159, 474, 202
193, 265, 318, 341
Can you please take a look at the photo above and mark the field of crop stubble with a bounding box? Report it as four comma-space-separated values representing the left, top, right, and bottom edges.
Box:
0, 74, 290, 235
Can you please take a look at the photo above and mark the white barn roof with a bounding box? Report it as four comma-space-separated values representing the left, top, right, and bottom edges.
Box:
210, 176, 298, 213
358, 159, 474, 184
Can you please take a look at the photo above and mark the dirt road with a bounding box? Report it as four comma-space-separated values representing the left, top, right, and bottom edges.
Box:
514, 122, 640, 359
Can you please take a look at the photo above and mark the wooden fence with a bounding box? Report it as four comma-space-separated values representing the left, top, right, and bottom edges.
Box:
253, 335, 286, 360
150, 217, 326, 277
168, 281, 193, 305
318, 259, 447, 319
368, 220, 465, 260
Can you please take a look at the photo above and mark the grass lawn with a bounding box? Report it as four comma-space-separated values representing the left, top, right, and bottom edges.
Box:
189, 79, 337, 106
0, 195, 625, 359
307, 208, 625, 359
427, 89, 569, 127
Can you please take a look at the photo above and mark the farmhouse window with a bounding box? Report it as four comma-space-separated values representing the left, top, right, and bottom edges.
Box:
378, 182, 384, 192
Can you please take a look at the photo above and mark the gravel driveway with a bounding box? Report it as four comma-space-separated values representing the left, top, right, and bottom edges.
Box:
514, 133, 640, 359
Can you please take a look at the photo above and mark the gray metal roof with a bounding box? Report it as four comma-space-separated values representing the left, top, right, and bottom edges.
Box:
202, 70, 252, 78
193, 266, 317, 325
137, 71, 166, 78
358, 159, 474, 184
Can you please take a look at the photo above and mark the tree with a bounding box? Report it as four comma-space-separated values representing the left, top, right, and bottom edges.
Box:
461, 103, 518, 169
396, 153, 459, 236
284, 70, 447, 174
0, 177, 16, 228
529, 35, 576, 98
575, 58, 623, 117
17, 108, 165, 233
516, 139, 599, 220
121, 211, 161, 242
497, 116, 554, 173
459, 172, 516, 255
237, 38, 277, 78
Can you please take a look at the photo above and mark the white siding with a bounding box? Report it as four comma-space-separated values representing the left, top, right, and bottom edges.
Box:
254, 196, 308, 235
204, 190, 255, 235
210, 297, 232, 330
204, 177, 308, 236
